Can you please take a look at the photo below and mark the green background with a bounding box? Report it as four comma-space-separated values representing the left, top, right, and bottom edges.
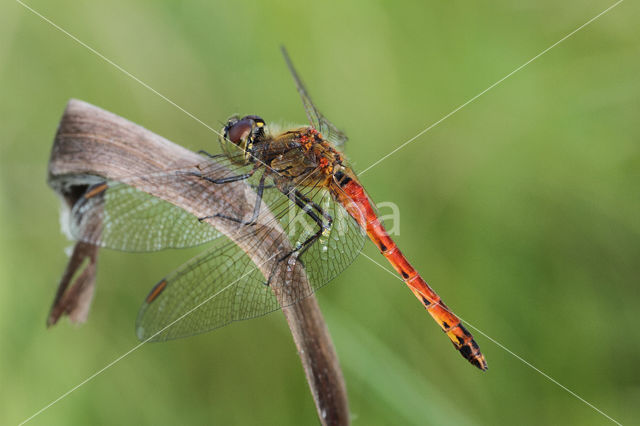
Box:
1, 1, 638, 424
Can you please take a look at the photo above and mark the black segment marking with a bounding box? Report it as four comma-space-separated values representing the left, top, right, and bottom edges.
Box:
334, 170, 352, 187
459, 344, 473, 359
459, 324, 472, 337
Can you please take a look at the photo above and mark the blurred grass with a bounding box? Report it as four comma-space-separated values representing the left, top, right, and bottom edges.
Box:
1, 0, 639, 424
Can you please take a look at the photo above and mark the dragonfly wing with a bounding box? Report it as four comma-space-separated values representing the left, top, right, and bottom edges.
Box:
70, 181, 223, 251
281, 47, 349, 149
137, 170, 366, 341
136, 238, 277, 341
68, 154, 253, 252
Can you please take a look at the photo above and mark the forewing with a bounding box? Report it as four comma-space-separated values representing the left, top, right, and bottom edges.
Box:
281, 47, 349, 149
70, 182, 222, 251
68, 154, 251, 252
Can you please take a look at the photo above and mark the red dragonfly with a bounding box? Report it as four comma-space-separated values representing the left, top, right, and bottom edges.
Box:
69, 48, 487, 371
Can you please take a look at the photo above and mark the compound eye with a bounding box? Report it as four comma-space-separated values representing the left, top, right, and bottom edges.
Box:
226, 118, 253, 143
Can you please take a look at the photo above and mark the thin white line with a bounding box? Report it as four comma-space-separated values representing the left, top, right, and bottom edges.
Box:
470, 328, 622, 426
358, 0, 624, 176
359, 251, 622, 426
18, 343, 145, 426
14, 0, 284, 182
14, 0, 223, 138
19, 252, 279, 425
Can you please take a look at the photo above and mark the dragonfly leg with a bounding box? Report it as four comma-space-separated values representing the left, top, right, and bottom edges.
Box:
289, 190, 333, 258
265, 190, 333, 286
197, 150, 225, 159
250, 183, 275, 190
189, 170, 254, 184
198, 172, 266, 225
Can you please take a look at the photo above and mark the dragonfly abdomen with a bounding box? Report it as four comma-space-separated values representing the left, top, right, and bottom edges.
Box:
335, 177, 488, 371
374, 222, 488, 371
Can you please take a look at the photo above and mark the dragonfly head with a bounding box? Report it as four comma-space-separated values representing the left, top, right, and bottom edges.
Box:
220, 115, 266, 163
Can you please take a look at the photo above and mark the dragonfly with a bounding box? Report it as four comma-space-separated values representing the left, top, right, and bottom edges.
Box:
68, 47, 487, 371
